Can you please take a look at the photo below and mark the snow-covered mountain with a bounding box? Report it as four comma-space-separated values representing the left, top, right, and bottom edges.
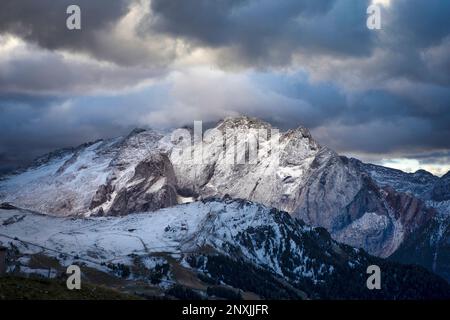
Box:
169, 117, 435, 258
0, 115, 449, 283
1, 198, 448, 299
353, 159, 450, 205
0, 129, 178, 217
352, 160, 440, 199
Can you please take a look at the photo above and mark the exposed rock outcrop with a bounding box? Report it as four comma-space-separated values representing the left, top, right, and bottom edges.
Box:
432, 171, 450, 201
101, 153, 178, 216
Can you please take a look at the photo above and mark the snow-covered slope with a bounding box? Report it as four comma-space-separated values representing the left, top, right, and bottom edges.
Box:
352, 160, 439, 199
0, 129, 178, 217
1, 199, 448, 299
0, 198, 333, 282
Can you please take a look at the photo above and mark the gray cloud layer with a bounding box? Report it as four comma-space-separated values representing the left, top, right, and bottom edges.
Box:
149, 0, 374, 67
0, 0, 128, 62
0, 0, 449, 174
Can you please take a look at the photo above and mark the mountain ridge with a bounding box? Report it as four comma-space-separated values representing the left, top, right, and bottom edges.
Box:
0, 115, 449, 282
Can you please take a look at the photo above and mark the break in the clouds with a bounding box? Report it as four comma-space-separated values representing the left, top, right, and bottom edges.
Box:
0, 0, 449, 175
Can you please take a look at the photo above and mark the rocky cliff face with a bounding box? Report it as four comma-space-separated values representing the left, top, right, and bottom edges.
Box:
353, 159, 450, 281
332, 183, 435, 257
90, 152, 178, 216
169, 117, 433, 257
390, 214, 450, 283
170, 117, 322, 214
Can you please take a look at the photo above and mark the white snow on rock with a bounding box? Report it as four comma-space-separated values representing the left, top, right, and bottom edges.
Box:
0, 130, 169, 217
0, 140, 113, 216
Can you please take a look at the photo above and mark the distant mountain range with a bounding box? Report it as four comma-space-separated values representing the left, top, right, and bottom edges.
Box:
1, 116, 449, 298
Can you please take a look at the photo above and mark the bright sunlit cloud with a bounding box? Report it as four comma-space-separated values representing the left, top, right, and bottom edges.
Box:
372, 0, 391, 7
380, 158, 450, 177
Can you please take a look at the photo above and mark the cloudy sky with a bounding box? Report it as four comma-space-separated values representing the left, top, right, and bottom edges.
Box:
0, 0, 449, 175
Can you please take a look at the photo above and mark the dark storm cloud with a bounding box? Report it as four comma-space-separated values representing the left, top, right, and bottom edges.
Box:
0, 41, 164, 94
368, 0, 450, 86
410, 150, 450, 161
0, 93, 143, 173
386, 0, 450, 48
148, 0, 374, 66
324, 85, 450, 154
0, 93, 62, 108
317, 116, 449, 155
0, 0, 131, 64
0, 94, 66, 173
246, 72, 450, 155
0, 81, 172, 172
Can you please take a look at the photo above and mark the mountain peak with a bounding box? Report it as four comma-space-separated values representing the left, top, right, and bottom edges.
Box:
441, 170, 450, 179
413, 169, 435, 177
121, 127, 163, 145
283, 125, 313, 140
127, 127, 147, 137
217, 115, 273, 130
